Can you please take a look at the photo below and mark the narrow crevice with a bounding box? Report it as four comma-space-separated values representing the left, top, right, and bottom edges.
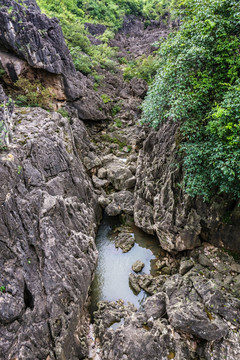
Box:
47, 321, 57, 360
24, 282, 34, 310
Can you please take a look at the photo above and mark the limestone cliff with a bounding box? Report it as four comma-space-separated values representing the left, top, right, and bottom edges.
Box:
134, 121, 240, 253
0, 0, 79, 100
0, 86, 101, 359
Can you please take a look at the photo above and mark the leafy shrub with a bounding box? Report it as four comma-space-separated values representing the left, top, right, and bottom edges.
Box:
141, 0, 181, 21
123, 54, 159, 84
15, 77, 55, 109
57, 108, 70, 120
112, 104, 122, 116
69, 48, 93, 74
114, 118, 123, 128
101, 93, 112, 103
0, 66, 6, 79
142, 0, 240, 200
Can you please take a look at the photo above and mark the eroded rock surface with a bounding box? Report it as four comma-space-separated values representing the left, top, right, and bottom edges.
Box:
134, 121, 240, 252
0, 106, 101, 359
0, 0, 80, 99
94, 244, 240, 360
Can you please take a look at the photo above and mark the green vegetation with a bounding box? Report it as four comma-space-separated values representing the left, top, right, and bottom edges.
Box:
100, 133, 127, 150
36, 0, 143, 31
142, 0, 240, 200
101, 93, 112, 104
112, 103, 122, 116
123, 54, 159, 84
36, 0, 178, 75
0, 66, 6, 79
57, 108, 70, 120
14, 78, 55, 109
0, 285, 6, 293
114, 118, 123, 128
36, 0, 143, 74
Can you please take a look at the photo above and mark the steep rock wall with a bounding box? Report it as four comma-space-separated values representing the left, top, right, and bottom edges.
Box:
0, 86, 101, 359
134, 121, 240, 253
0, 0, 83, 101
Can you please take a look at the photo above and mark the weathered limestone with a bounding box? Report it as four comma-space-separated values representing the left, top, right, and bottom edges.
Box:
94, 245, 240, 360
134, 121, 240, 253
0, 107, 101, 359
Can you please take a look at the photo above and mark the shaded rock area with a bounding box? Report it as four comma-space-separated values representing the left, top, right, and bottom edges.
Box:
0, 0, 79, 100
0, 102, 101, 359
134, 121, 240, 253
0, 0, 112, 118
111, 15, 171, 58
93, 244, 240, 360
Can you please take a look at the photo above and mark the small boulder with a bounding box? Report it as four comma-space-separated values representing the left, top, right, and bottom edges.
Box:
179, 259, 194, 275
198, 254, 214, 269
132, 260, 144, 273
129, 273, 141, 294
98, 195, 110, 208
115, 232, 135, 253
105, 190, 134, 216
92, 175, 109, 189
98, 167, 107, 179
231, 263, 240, 274
144, 292, 166, 320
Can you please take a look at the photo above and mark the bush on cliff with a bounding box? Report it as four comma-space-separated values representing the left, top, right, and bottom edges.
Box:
14, 78, 55, 109
142, 0, 240, 200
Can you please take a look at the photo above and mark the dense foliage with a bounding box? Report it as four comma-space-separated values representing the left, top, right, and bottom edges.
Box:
36, 0, 177, 76
142, 0, 240, 200
37, 0, 177, 29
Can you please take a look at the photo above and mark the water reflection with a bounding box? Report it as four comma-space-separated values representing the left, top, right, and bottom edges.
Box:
89, 213, 163, 316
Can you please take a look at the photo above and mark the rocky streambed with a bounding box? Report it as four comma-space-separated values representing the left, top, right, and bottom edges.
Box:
89, 213, 163, 315
88, 230, 240, 360
84, 108, 240, 360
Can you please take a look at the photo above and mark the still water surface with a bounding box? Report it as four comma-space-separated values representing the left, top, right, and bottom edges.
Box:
89, 214, 163, 315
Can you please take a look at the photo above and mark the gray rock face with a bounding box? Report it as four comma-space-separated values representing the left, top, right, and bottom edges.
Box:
112, 15, 170, 59
0, 107, 101, 359
166, 279, 229, 341
105, 158, 136, 191
84, 23, 107, 36
94, 245, 240, 360
0, 0, 84, 100
134, 121, 240, 252
105, 190, 134, 216
143, 292, 166, 320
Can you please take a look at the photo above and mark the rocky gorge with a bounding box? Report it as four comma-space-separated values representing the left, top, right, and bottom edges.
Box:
0, 0, 240, 359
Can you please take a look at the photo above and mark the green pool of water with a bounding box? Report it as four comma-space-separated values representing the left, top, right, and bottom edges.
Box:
89, 214, 164, 315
